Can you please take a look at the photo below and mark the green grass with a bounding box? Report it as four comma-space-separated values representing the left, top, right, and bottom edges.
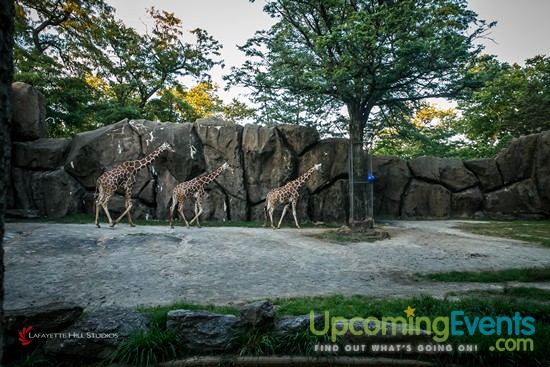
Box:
457, 219, 550, 248
133, 293, 549, 366
109, 325, 180, 367
138, 301, 240, 327
418, 266, 550, 283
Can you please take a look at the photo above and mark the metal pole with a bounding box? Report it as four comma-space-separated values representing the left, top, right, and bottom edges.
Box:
348, 139, 354, 228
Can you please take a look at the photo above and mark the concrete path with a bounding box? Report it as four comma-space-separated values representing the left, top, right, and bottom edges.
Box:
4, 221, 550, 311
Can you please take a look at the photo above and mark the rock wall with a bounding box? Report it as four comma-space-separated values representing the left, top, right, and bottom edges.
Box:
8, 83, 550, 223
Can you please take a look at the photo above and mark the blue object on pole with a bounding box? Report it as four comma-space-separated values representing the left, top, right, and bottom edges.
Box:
367, 173, 375, 183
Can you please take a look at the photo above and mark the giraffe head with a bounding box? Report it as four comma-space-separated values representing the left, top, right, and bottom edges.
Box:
221, 162, 233, 173
160, 142, 176, 153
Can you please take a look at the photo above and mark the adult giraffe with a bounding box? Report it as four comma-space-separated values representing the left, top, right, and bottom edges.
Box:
94, 142, 174, 228
264, 163, 322, 229
170, 162, 232, 228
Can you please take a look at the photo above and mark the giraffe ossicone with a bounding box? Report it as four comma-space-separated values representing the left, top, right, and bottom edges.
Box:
170, 162, 233, 229
263, 163, 322, 229
94, 141, 175, 228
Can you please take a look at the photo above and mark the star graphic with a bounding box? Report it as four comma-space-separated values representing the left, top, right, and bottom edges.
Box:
404, 306, 416, 318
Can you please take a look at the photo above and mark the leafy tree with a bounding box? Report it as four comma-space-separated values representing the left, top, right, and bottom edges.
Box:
228, 0, 493, 223
13, 1, 227, 135
14, 0, 114, 135
455, 55, 550, 155
374, 103, 462, 158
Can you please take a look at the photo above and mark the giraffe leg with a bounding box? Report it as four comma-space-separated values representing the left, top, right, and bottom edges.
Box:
277, 204, 290, 229
189, 196, 203, 228
114, 191, 134, 227
95, 186, 105, 228
291, 200, 301, 229
102, 202, 114, 227
169, 194, 178, 229
178, 202, 190, 228
268, 205, 276, 229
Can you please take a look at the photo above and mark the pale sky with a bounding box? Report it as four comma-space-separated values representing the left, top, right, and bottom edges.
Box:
107, 0, 550, 104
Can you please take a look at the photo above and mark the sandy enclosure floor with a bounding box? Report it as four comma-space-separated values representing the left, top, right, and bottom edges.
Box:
4, 220, 550, 310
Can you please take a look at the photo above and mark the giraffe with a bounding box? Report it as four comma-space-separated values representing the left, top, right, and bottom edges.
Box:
170, 162, 232, 229
263, 163, 322, 229
94, 141, 175, 228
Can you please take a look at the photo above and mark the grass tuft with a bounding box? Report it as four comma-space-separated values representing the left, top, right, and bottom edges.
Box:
418, 266, 550, 283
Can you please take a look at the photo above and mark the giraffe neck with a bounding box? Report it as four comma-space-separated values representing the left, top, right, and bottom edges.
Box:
288, 166, 317, 189
134, 146, 165, 170
199, 165, 226, 186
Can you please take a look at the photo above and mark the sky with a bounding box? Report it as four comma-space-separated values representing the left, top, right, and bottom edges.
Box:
106, 0, 550, 104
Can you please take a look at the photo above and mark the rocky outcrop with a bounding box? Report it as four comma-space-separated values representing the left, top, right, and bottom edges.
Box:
166, 310, 246, 351
8, 83, 550, 221
43, 306, 149, 358
11, 82, 47, 141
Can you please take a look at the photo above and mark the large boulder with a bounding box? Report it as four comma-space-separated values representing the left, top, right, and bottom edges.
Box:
4, 302, 84, 352
242, 124, 295, 204
44, 306, 149, 358
11, 82, 47, 141
12, 138, 71, 170
166, 310, 246, 351
373, 156, 411, 217
451, 187, 483, 218
276, 124, 320, 155
31, 169, 86, 217
408, 157, 478, 192
484, 179, 543, 218
10, 168, 34, 209
309, 179, 348, 224
299, 138, 349, 193
495, 134, 539, 185
239, 300, 275, 330
535, 130, 550, 212
4, 302, 83, 332
401, 180, 451, 218
196, 119, 247, 221
463, 159, 503, 192
64, 119, 143, 189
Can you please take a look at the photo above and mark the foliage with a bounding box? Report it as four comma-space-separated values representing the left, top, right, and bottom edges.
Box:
418, 266, 550, 282
455, 55, 550, 154
373, 102, 465, 158
457, 219, 550, 248
228, 0, 493, 219
14, 1, 253, 137
109, 325, 180, 367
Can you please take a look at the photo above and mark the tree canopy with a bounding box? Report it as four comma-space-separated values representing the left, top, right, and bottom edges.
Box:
14, 0, 252, 136
228, 0, 493, 222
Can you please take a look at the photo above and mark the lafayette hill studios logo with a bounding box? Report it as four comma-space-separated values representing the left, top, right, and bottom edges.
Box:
18, 326, 33, 346
17, 325, 119, 346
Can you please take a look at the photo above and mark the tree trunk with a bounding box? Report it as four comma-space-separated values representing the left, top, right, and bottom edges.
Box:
0, 0, 15, 362
347, 103, 374, 229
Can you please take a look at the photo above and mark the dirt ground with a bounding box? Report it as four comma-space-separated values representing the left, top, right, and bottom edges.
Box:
4, 220, 550, 311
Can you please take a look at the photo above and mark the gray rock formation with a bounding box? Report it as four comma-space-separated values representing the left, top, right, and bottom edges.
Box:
8, 88, 550, 221
11, 82, 47, 141
166, 310, 246, 351
43, 306, 149, 358
239, 300, 275, 330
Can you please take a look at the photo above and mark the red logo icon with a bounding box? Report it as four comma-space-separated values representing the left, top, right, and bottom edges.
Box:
18, 326, 33, 346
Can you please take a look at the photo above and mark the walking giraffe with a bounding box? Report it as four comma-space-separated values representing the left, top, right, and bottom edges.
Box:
94, 142, 174, 228
263, 163, 322, 229
170, 162, 232, 228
